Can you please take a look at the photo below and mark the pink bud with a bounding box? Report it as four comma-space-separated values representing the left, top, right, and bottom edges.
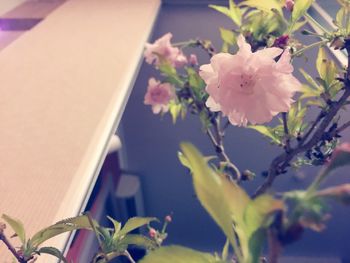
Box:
148, 228, 157, 238
285, 0, 294, 12
273, 34, 289, 48
165, 215, 172, 223
189, 54, 198, 66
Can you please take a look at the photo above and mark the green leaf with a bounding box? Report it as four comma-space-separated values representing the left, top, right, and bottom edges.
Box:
180, 143, 249, 261
37, 247, 68, 263
299, 68, 322, 92
119, 234, 157, 250
118, 217, 157, 238
219, 27, 236, 46
316, 48, 328, 81
140, 245, 218, 263
107, 216, 121, 240
300, 84, 322, 99
248, 125, 282, 144
243, 195, 284, 262
287, 101, 307, 136
2, 214, 26, 244
186, 67, 206, 91
209, 0, 242, 26
31, 215, 92, 247
221, 239, 230, 261
169, 102, 182, 124
292, 0, 314, 22
178, 151, 191, 170
240, 0, 283, 15
336, 7, 346, 28
316, 48, 338, 89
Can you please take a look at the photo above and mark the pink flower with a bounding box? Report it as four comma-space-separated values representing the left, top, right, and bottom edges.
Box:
144, 33, 187, 67
189, 54, 198, 65
285, 0, 294, 12
148, 228, 157, 238
144, 78, 175, 114
199, 35, 300, 126
165, 215, 172, 223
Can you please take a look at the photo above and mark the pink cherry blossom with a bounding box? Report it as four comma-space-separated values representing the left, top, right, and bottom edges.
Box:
144, 32, 187, 67
199, 35, 301, 126
285, 0, 294, 12
144, 78, 175, 114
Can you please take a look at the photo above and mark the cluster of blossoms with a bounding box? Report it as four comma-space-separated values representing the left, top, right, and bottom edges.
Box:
143, 33, 198, 115
144, 32, 300, 126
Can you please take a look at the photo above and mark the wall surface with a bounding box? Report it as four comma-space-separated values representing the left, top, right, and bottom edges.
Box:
120, 3, 350, 261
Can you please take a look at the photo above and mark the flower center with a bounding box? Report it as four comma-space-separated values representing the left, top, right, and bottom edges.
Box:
151, 87, 168, 103
239, 74, 255, 95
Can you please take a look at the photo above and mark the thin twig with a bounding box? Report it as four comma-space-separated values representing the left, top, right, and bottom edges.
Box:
123, 250, 136, 263
336, 120, 350, 134
254, 87, 350, 197
0, 233, 26, 263
206, 128, 241, 181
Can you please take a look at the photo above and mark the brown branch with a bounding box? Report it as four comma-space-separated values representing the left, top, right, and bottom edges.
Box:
0, 233, 26, 263
253, 46, 350, 197
206, 127, 241, 181
282, 113, 291, 153
254, 86, 350, 197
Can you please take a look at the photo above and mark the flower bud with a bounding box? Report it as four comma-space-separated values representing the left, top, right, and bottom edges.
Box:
148, 228, 157, 238
285, 0, 294, 12
165, 215, 172, 223
273, 34, 289, 48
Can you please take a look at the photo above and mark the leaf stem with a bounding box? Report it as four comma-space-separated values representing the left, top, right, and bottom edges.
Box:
292, 40, 328, 58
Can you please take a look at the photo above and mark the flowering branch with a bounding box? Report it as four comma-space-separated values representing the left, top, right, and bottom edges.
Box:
254, 46, 350, 197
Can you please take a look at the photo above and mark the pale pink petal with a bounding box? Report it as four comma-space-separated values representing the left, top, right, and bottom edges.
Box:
206, 96, 221, 111
200, 35, 300, 126
236, 35, 252, 57
256, 47, 283, 59
276, 49, 294, 73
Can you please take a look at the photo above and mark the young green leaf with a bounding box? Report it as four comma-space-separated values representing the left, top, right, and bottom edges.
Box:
248, 125, 282, 144
2, 214, 26, 244
219, 27, 237, 46
178, 151, 191, 170
169, 103, 182, 124
209, 0, 242, 26
292, 0, 314, 23
240, 0, 283, 15
243, 195, 284, 262
31, 215, 92, 247
107, 216, 121, 240
180, 143, 249, 261
299, 68, 322, 92
118, 217, 157, 238
221, 239, 230, 261
140, 245, 220, 263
